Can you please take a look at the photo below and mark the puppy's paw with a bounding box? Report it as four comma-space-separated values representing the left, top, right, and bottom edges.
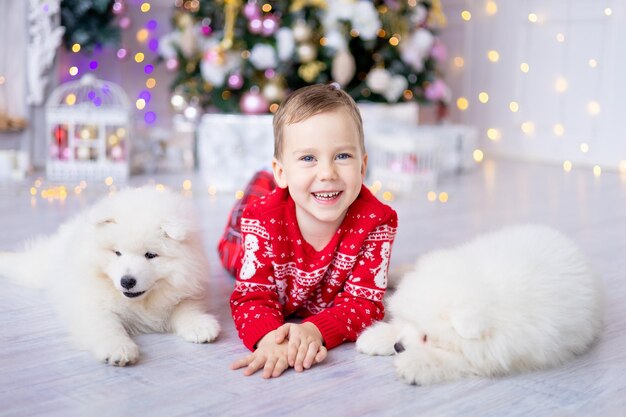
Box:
394, 348, 464, 386
176, 313, 220, 343
94, 338, 139, 367
356, 322, 397, 356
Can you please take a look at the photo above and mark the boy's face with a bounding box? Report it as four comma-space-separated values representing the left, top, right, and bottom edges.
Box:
272, 109, 367, 234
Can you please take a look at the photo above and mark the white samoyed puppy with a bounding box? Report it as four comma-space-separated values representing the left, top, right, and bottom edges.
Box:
356, 224, 603, 385
0, 187, 220, 366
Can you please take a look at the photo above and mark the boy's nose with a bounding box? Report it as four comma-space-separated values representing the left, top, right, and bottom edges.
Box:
317, 161, 338, 180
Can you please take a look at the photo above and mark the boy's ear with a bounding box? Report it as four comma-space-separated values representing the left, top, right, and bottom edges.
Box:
272, 157, 288, 188
361, 153, 368, 180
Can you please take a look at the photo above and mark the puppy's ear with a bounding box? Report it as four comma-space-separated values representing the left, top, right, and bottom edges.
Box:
450, 307, 490, 339
161, 220, 188, 241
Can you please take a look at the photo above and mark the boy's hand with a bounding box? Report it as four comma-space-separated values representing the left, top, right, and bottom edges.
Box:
274, 322, 327, 372
230, 330, 289, 378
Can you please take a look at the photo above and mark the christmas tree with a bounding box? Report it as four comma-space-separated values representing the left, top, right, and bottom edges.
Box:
60, 0, 120, 52
159, 0, 449, 115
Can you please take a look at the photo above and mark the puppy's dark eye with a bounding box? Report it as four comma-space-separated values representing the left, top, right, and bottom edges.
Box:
114, 250, 122, 256
145, 252, 158, 259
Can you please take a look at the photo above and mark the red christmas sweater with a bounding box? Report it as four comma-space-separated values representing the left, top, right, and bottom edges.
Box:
230, 185, 398, 351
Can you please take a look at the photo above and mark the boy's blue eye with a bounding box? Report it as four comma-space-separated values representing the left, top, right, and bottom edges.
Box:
300, 155, 315, 162
336, 153, 351, 160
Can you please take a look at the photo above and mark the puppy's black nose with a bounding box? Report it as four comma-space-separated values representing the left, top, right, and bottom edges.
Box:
393, 342, 405, 353
120, 276, 136, 289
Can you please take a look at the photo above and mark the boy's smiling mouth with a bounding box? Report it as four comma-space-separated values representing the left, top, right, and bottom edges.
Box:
312, 191, 342, 201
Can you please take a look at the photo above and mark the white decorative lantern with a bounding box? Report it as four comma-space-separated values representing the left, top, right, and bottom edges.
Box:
45, 74, 131, 182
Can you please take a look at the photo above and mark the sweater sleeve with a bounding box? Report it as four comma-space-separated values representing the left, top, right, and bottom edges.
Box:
229, 208, 284, 351
303, 209, 398, 349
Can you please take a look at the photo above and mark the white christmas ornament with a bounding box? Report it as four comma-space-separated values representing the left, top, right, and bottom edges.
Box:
249, 44, 278, 69
297, 43, 317, 63
383, 75, 408, 102
351, 1, 381, 41
331, 50, 356, 86
365, 68, 392, 93
292, 20, 312, 42
276, 28, 295, 61
400, 28, 434, 72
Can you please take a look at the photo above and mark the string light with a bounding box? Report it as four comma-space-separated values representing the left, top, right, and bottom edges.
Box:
487, 128, 501, 141
556, 33, 565, 43
521, 122, 535, 135
486, 1, 497, 15
563, 160, 572, 172
555, 77, 568, 93
456, 97, 469, 111
487, 50, 500, 62
461, 10, 472, 21
473, 149, 484, 162
593, 165, 602, 177
183, 179, 192, 190
588, 59, 598, 68
453, 57, 464, 68
509, 101, 519, 112
528, 13, 538, 23
520, 63, 530, 73
580, 143, 589, 153
427, 191, 437, 202
141, 2, 151, 13
478, 92, 489, 103
553, 124, 565, 136
587, 101, 601, 115
438, 192, 449, 203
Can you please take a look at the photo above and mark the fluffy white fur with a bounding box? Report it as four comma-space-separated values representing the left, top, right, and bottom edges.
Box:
356, 225, 603, 385
0, 187, 220, 366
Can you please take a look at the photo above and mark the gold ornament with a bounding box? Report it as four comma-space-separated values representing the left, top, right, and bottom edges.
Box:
428, 0, 447, 28
298, 61, 326, 83
289, 0, 327, 13
220, 0, 242, 50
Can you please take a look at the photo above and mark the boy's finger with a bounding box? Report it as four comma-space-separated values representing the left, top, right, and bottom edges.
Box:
274, 324, 290, 344
315, 346, 328, 363
262, 357, 278, 379
303, 343, 320, 369
294, 342, 308, 372
287, 339, 299, 367
243, 357, 264, 376
230, 354, 254, 370
272, 357, 289, 378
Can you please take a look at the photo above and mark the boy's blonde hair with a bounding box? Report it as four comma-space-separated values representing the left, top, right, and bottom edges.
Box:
272, 84, 365, 159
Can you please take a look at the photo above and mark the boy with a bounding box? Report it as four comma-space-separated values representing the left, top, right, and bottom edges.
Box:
221, 84, 398, 378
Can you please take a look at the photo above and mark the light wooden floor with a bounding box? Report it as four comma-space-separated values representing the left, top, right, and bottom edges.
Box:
0, 158, 625, 417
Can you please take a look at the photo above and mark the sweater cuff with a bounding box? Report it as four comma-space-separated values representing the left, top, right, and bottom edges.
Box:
303, 315, 345, 350
242, 317, 284, 351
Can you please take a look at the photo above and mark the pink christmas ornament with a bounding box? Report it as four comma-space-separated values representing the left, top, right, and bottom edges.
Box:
228, 73, 244, 89
243, 2, 261, 20
248, 18, 263, 34
424, 78, 450, 102
166, 58, 179, 71
261, 15, 279, 36
430, 39, 448, 64
119, 16, 131, 29
240, 90, 269, 114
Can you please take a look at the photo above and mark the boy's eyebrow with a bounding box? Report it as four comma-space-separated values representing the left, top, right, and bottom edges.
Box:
292, 145, 359, 155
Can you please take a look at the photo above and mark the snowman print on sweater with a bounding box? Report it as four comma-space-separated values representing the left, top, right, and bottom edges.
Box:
371, 241, 391, 288
240, 234, 263, 280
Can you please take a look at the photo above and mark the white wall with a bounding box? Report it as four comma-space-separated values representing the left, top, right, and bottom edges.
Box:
441, 0, 626, 171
